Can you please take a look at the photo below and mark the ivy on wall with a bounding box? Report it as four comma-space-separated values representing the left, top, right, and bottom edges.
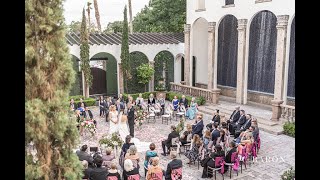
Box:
154, 51, 174, 91
124, 52, 149, 94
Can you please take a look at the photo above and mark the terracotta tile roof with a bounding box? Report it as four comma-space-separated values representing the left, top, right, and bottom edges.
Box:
66, 32, 184, 46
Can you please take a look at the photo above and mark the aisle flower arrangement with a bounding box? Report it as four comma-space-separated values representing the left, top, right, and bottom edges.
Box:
79, 117, 96, 136
134, 106, 148, 127
99, 132, 123, 149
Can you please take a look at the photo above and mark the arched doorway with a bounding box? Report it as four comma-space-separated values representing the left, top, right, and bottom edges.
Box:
70, 55, 82, 96
287, 17, 295, 100
175, 54, 185, 83
248, 11, 277, 94
192, 17, 208, 87
89, 52, 118, 96
125, 51, 149, 94
217, 15, 238, 88
154, 51, 174, 91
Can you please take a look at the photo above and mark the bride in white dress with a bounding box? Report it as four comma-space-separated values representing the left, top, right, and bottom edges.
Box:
108, 105, 119, 134
118, 111, 130, 142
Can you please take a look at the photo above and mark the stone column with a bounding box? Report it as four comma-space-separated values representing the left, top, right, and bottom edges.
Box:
149, 61, 155, 92
207, 22, 216, 90
118, 63, 124, 94
271, 15, 289, 121
236, 19, 248, 104
184, 24, 191, 86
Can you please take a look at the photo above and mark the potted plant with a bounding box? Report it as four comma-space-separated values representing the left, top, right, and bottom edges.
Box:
155, 78, 167, 99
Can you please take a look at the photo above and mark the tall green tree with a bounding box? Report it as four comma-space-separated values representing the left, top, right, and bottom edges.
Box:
25, 0, 83, 179
137, 63, 155, 92
133, 0, 186, 33
80, 9, 92, 98
120, 5, 131, 93
103, 21, 123, 33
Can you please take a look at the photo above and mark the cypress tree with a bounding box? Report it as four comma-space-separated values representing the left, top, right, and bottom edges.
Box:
120, 5, 131, 93
25, 0, 83, 179
80, 8, 92, 97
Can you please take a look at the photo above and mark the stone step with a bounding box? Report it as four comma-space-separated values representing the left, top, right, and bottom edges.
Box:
198, 106, 284, 135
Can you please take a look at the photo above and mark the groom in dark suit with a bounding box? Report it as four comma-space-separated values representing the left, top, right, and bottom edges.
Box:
127, 103, 135, 137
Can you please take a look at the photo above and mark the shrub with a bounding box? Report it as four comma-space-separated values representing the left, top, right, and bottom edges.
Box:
123, 92, 157, 102
166, 92, 206, 106
281, 167, 295, 180
69, 95, 84, 101
283, 121, 295, 137
73, 97, 96, 107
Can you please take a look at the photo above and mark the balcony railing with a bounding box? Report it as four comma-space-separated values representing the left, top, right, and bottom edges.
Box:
280, 104, 295, 122
170, 82, 214, 103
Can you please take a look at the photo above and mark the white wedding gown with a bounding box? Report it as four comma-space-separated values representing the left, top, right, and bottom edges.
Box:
109, 111, 119, 134
118, 113, 130, 142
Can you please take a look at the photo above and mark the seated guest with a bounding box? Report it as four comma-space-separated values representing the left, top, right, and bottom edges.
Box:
216, 130, 228, 150
76, 145, 94, 165
89, 156, 108, 180
77, 102, 85, 112
230, 110, 246, 135
221, 123, 230, 142
184, 134, 202, 164
252, 119, 259, 142
234, 127, 252, 145
211, 124, 220, 146
240, 132, 254, 153
77, 98, 87, 108
172, 96, 179, 111
178, 103, 186, 115
180, 124, 192, 145
83, 106, 96, 127
225, 141, 237, 164
125, 145, 140, 168
235, 114, 252, 138
202, 130, 211, 149
136, 93, 144, 109
161, 125, 179, 156
157, 93, 166, 115
227, 106, 240, 129
122, 135, 135, 156
148, 93, 156, 106
201, 144, 225, 178
70, 98, 75, 111
192, 113, 204, 138
144, 143, 158, 176
146, 157, 164, 180
179, 95, 188, 109
123, 159, 140, 180
165, 151, 183, 180
206, 109, 220, 130
82, 160, 92, 180
102, 147, 115, 164
106, 162, 121, 179
185, 97, 198, 120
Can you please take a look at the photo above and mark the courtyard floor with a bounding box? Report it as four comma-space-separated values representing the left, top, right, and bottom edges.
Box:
80, 106, 295, 180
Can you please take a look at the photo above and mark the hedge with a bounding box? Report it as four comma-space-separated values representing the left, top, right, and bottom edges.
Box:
69, 95, 85, 101
166, 92, 206, 106
123, 92, 157, 101
69, 95, 96, 107
283, 121, 295, 138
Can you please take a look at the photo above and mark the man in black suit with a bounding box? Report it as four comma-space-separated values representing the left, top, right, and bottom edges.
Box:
228, 106, 240, 124
179, 95, 188, 109
192, 112, 204, 138
127, 103, 135, 137
83, 106, 93, 120
234, 114, 252, 137
147, 93, 156, 105
206, 109, 220, 131
230, 110, 246, 135
165, 151, 183, 179
161, 125, 179, 156
76, 145, 94, 165
89, 156, 108, 180
77, 98, 87, 108
225, 141, 237, 164
211, 123, 220, 146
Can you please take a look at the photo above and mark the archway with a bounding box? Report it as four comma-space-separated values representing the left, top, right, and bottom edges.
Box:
287, 17, 295, 99
126, 51, 149, 94
89, 52, 118, 96
154, 51, 174, 91
69, 55, 82, 96
192, 17, 208, 87
217, 15, 238, 88
248, 10, 277, 94
175, 54, 185, 83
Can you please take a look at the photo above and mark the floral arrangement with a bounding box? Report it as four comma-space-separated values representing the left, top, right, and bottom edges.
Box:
99, 132, 123, 149
176, 117, 185, 134
134, 107, 148, 127
281, 167, 295, 180
79, 117, 96, 136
